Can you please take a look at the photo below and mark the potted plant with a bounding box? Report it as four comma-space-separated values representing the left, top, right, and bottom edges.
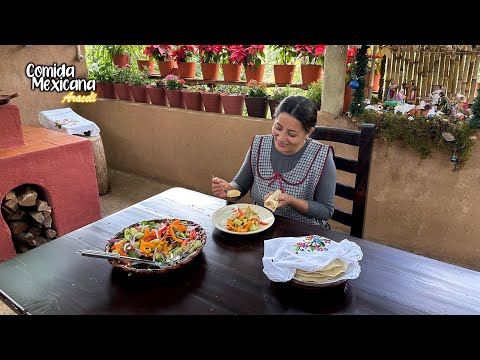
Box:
270, 45, 297, 85
129, 69, 151, 104
182, 84, 205, 111
366, 48, 382, 92
198, 45, 223, 80
245, 80, 269, 118
222, 45, 244, 82
268, 85, 296, 118
172, 45, 198, 79
111, 65, 134, 101
218, 84, 246, 116
146, 79, 167, 106
106, 45, 137, 68
243, 45, 266, 83
144, 45, 175, 76
200, 85, 223, 113
164, 74, 186, 109
88, 62, 117, 99
295, 45, 326, 85
137, 46, 156, 74
305, 80, 322, 111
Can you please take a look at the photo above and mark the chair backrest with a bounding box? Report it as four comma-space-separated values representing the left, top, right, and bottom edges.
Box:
310, 123, 375, 238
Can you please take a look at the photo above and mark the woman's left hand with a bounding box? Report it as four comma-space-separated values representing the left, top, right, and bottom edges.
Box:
264, 191, 291, 209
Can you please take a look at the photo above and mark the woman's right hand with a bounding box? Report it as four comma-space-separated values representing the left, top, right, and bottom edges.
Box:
211, 177, 232, 199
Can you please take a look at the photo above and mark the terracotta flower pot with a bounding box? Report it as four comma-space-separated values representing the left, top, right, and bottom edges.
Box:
113, 54, 129, 68
300, 64, 323, 86
129, 85, 150, 104
366, 72, 381, 92
201, 92, 222, 113
157, 60, 177, 76
97, 82, 117, 99
112, 83, 133, 101
220, 93, 245, 116
201, 63, 220, 80
244, 64, 265, 83
146, 86, 167, 106
165, 89, 185, 109
182, 91, 204, 111
177, 62, 196, 78
137, 60, 155, 74
273, 64, 295, 85
268, 99, 281, 119
222, 63, 242, 82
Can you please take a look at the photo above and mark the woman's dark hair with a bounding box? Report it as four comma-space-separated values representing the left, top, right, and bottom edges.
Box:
273, 95, 317, 132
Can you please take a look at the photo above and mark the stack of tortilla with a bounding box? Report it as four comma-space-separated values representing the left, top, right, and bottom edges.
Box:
293, 258, 347, 284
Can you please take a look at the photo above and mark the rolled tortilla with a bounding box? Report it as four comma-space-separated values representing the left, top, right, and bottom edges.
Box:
226, 189, 241, 198
264, 189, 282, 212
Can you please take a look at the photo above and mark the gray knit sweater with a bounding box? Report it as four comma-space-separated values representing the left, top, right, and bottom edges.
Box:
231, 138, 336, 221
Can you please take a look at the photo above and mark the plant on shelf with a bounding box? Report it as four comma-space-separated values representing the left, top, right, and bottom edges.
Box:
88, 62, 116, 83
269, 85, 296, 101
172, 45, 198, 63
143, 45, 173, 62
270, 45, 297, 65
223, 45, 246, 64
112, 65, 133, 84
164, 74, 186, 90
305, 80, 322, 109
217, 84, 246, 95
244, 45, 265, 69
246, 80, 268, 97
294, 45, 326, 66
198, 45, 223, 63
129, 69, 151, 86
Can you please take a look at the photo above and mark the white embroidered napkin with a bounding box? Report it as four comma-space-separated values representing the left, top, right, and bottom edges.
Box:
38, 107, 100, 136
262, 235, 363, 283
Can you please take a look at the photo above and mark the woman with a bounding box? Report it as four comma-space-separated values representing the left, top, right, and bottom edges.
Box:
211, 95, 336, 228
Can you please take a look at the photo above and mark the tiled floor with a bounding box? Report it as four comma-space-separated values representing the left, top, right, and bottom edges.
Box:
0, 168, 174, 315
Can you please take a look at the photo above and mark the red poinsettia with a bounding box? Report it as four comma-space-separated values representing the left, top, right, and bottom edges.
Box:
198, 45, 223, 63
143, 45, 173, 62
294, 45, 326, 65
244, 45, 265, 69
227, 45, 247, 65
171, 45, 198, 63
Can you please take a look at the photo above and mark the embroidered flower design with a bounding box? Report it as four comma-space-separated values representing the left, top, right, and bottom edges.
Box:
294, 235, 330, 254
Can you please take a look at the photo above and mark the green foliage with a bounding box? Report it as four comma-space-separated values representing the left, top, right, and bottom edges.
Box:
87, 62, 116, 83
305, 80, 322, 107
112, 66, 134, 84
269, 85, 295, 100
470, 94, 480, 129
216, 84, 246, 94
358, 110, 478, 171
349, 45, 369, 117
129, 69, 151, 86
269, 45, 297, 65
246, 80, 268, 97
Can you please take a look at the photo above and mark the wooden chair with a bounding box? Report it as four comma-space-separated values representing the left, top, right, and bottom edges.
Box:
310, 123, 375, 238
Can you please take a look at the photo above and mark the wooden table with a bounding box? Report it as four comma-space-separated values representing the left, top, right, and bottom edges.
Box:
1, 187, 479, 315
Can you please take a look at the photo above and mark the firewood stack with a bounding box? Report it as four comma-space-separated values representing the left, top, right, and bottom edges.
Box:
1, 185, 57, 253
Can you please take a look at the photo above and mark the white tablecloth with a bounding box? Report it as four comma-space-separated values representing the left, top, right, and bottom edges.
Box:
38, 107, 100, 136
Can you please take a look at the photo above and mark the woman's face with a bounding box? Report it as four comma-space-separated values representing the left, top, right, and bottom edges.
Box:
272, 112, 312, 155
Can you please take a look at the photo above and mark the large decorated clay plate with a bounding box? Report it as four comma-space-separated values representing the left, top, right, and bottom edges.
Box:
105, 218, 206, 275
211, 204, 275, 235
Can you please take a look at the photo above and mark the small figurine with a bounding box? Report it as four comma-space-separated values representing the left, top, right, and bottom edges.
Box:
407, 80, 417, 104
387, 79, 398, 100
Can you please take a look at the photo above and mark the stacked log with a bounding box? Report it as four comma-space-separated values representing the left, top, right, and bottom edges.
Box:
1, 185, 57, 254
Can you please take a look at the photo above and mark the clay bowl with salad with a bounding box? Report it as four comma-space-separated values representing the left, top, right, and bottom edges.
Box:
211, 204, 275, 235
105, 218, 206, 275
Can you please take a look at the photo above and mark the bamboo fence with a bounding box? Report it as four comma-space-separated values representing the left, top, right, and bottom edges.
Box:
382, 45, 480, 104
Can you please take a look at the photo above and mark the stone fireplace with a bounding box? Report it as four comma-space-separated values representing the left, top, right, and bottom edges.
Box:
0, 103, 101, 261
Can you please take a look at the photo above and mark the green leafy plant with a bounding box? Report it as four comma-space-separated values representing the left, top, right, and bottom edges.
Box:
244, 45, 266, 70
269, 85, 295, 101
246, 80, 268, 97
216, 84, 246, 95
269, 45, 297, 65
358, 109, 478, 171
305, 80, 322, 107
129, 69, 151, 86
172, 45, 198, 63
111, 65, 134, 84
470, 92, 480, 129
88, 62, 116, 83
